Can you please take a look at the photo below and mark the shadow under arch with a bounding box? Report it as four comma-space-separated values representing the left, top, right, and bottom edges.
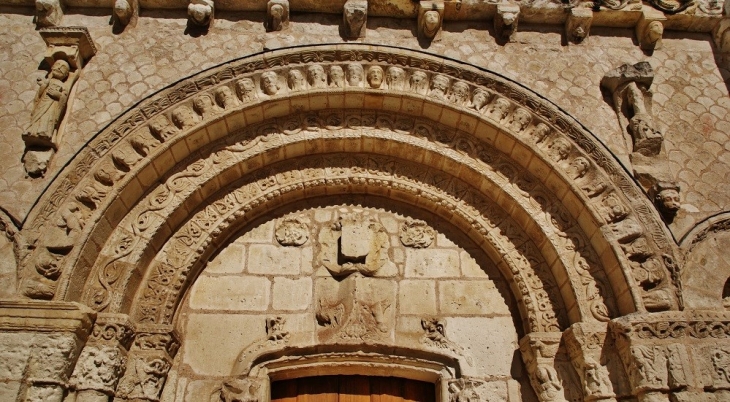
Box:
17, 43, 681, 337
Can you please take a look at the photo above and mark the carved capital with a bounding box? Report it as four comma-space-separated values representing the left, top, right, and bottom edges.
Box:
89, 313, 135, 348
70, 344, 127, 394
418, 1, 444, 41
519, 333, 567, 402
115, 352, 172, 401
564, 323, 616, 401
566, 8, 592, 44
267, 0, 290, 32
495, 4, 520, 43
636, 9, 666, 51
132, 325, 180, 359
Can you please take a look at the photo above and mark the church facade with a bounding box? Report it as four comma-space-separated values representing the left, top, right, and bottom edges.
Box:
1, 1, 730, 401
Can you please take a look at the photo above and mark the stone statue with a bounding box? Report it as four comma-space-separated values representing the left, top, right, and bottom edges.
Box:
260, 71, 281, 95
366, 65, 384, 89
346, 64, 363, 87
23, 60, 76, 149
306, 65, 327, 89
343, 0, 367, 39
329, 66, 345, 88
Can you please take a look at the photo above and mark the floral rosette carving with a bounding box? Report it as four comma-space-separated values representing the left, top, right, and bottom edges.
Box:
275, 216, 309, 246
399, 218, 435, 248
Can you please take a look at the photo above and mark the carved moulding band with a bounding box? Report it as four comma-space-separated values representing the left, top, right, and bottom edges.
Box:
20, 44, 677, 319
679, 211, 730, 251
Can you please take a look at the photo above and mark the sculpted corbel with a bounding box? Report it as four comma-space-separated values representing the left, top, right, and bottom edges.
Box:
113, 0, 138, 30
566, 8, 592, 44
266, 0, 290, 32
495, 4, 520, 43
35, 0, 63, 28
650, 181, 681, 223
115, 326, 179, 402
418, 1, 444, 42
343, 0, 367, 39
519, 333, 568, 402
636, 9, 666, 51
188, 0, 214, 27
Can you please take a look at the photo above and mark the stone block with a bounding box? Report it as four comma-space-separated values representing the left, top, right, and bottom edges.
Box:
272, 277, 312, 311
398, 280, 437, 315
188, 275, 270, 311
240, 221, 274, 243
405, 248, 460, 278
460, 251, 487, 278
438, 280, 510, 315
182, 313, 267, 376
205, 243, 245, 274
446, 317, 518, 377
0, 332, 33, 380
247, 244, 301, 275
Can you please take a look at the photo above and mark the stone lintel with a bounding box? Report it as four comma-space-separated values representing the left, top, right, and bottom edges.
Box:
39, 26, 97, 70
0, 300, 95, 338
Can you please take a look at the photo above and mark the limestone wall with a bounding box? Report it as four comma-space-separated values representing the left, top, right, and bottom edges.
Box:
0, 11, 728, 239
167, 204, 532, 401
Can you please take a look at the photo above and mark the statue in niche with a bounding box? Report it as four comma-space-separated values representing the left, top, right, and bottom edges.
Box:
346, 64, 363, 87
260, 71, 281, 95
329, 66, 345, 88
385, 66, 406, 90
343, 0, 367, 39
214, 86, 238, 109
235, 78, 258, 103
287, 69, 305, 91
651, 181, 680, 222
429, 74, 450, 100
23, 60, 76, 149
307, 64, 327, 89
366, 65, 384, 89
409, 71, 429, 94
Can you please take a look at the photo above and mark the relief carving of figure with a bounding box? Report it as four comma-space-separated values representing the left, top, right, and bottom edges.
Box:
235, 78, 258, 103
530, 122, 551, 144
449, 81, 470, 106
217, 379, 263, 402
487, 97, 510, 122
23, 60, 76, 148
275, 217, 309, 246
429, 74, 450, 100
267, 1, 288, 32
534, 364, 563, 401
287, 69, 306, 91
214, 86, 239, 109
385, 66, 406, 90
307, 64, 327, 89
171, 105, 198, 130
652, 181, 680, 222
366, 65, 384, 89
193, 93, 220, 120
148, 114, 178, 142
329, 66, 345, 88
116, 356, 171, 400
260, 71, 281, 95
509, 107, 532, 132
346, 64, 363, 87
471, 88, 490, 112
409, 71, 429, 94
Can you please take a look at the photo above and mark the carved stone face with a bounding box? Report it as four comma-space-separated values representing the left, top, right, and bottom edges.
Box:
346, 64, 363, 87
214, 86, 236, 109
270, 4, 284, 31
114, 0, 132, 25
472, 89, 489, 110
647, 21, 663, 45
288, 69, 305, 91
50, 60, 70, 81
171, 106, 196, 129
260, 72, 280, 95
307, 65, 327, 88
409, 71, 428, 92
450, 81, 470, 104
422, 10, 441, 38
511, 108, 531, 130
385, 67, 405, 90
657, 189, 680, 214
329, 66, 344, 88
430, 74, 449, 98
193, 94, 215, 116
235, 78, 256, 100
366, 66, 384, 88
188, 2, 212, 26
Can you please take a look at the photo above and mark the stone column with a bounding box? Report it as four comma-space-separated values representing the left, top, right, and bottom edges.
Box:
69, 314, 134, 402
0, 301, 95, 402
564, 323, 617, 402
114, 325, 179, 402
519, 332, 568, 402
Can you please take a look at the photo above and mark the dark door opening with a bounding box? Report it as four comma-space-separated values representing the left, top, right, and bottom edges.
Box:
271, 375, 436, 402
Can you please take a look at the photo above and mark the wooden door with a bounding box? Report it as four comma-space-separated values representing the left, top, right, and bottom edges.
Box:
271, 375, 436, 402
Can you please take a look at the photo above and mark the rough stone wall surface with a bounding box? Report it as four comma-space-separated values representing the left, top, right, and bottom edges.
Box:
0, 11, 728, 239
168, 205, 526, 401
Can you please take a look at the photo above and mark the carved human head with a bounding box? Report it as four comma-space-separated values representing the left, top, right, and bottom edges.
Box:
344, 1, 367, 37
50, 59, 70, 80
214, 86, 237, 109
409, 71, 428, 92
113, 0, 132, 26
450, 81, 470, 104
269, 4, 284, 31
385, 66, 405, 90
188, 1, 212, 26
571, 156, 590, 179
366, 66, 384, 88
471, 88, 489, 110
171, 105, 197, 129
511, 108, 532, 131
193, 94, 215, 116
307, 65, 327, 88
287, 69, 305, 91
346, 64, 363, 87
422, 10, 441, 38
653, 181, 681, 218
260, 71, 280, 95
329, 66, 344, 87
646, 21, 663, 45
148, 115, 173, 137
430, 74, 449, 94
235, 78, 256, 100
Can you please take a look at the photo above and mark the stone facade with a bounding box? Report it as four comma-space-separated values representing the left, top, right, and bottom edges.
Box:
0, 1, 730, 401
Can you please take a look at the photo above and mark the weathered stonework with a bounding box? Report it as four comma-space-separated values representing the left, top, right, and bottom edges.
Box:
0, 2, 729, 400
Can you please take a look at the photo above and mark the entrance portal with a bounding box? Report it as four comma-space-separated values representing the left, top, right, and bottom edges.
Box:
271, 376, 436, 402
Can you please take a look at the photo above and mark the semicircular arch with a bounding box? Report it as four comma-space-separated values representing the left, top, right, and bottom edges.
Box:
18, 44, 680, 332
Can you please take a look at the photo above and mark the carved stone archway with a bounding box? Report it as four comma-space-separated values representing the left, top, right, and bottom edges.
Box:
14, 44, 684, 402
